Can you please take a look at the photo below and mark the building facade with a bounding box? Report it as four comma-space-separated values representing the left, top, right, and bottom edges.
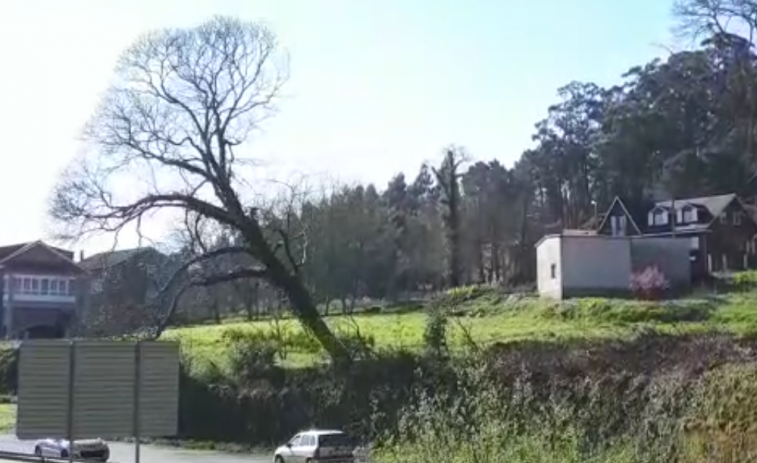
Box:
595, 193, 757, 278
536, 233, 691, 300
0, 241, 84, 339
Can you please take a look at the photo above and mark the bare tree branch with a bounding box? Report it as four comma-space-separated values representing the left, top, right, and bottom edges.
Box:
673, 0, 757, 44
158, 244, 252, 295
50, 16, 350, 364
152, 266, 267, 339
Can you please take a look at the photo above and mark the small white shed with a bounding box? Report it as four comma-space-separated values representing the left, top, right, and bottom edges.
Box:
536, 232, 690, 299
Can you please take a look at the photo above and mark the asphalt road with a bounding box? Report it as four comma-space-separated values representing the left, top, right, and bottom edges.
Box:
0, 435, 271, 463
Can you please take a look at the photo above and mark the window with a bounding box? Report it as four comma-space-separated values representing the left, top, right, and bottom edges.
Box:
288, 435, 302, 447
734, 211, 743, 225
550, 263, 557, 279
610, 215, 627, 236
690, 236, 700, 250
750, 236, 757, 255
318, 433, 352, 447
676, 209, 682, 223
683, 207, 698, 223
9, 276, 76, 296
721, 213, 728, 224
301, 435, 315, 446
654, 210, 669, 226
647, 211, 654, 227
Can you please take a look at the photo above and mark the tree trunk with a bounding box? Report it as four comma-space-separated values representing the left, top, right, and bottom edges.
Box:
268, 260, 350, 364
211, 298, 221, 324
252, 282, 260, 320
492, 241, 501, 283
244, 288, 254, 321
238, 221, 350, 365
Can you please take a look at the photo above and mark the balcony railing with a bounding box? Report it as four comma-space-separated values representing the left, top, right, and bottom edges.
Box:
1, 274, 77, 299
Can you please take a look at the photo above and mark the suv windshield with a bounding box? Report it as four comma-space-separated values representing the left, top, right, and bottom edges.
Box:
318, 433, 352, 447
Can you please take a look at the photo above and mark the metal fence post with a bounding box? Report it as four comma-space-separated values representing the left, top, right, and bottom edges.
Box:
133, 341, 142, 463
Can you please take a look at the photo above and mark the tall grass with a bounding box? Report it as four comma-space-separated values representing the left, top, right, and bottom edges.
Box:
373, 351, 757, 463
374, 359, 681, 463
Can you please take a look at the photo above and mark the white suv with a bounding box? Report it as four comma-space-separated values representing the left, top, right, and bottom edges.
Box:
273, 429, 355, 463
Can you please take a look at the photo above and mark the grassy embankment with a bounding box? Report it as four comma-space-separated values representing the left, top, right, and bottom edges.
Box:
165, 279, 757, 372
7, 276, 757, 461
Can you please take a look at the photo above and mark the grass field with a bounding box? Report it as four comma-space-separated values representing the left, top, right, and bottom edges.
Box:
0, 404, 15, 434
164, 282, 757, 370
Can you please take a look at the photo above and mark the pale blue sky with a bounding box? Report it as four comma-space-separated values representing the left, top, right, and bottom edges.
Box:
0, 0, 674, 254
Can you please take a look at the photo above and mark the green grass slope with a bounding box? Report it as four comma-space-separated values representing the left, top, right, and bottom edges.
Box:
165, 277, 757, 371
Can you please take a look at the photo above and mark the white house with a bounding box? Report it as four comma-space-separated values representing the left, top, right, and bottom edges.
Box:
536, 232, 691, 300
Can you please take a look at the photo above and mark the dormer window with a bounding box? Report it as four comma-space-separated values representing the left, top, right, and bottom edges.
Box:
648, 207, 669, 226
682, 206, 698, 223
734, 211, 743, 225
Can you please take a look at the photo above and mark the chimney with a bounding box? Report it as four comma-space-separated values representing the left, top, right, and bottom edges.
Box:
79, 250, 85, 262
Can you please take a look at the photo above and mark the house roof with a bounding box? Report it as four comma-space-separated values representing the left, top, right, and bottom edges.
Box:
0, 241, 74, 261
0, 240, 81, 272
655, 193, 736, 217
535, 231, 696, 248
595, 196, 656, 234
79, 247, 161, 272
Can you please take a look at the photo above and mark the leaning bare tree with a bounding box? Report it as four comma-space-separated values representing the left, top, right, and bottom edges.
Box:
49, 16, 350, 363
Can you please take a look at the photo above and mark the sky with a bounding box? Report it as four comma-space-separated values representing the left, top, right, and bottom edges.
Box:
0, 0, 675, 256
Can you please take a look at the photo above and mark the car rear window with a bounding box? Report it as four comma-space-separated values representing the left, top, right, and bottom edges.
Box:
318, 433, 352, 447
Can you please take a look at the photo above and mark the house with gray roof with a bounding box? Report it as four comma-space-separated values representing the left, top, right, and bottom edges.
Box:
596, 193, 757, 277
79, 247, 170, 294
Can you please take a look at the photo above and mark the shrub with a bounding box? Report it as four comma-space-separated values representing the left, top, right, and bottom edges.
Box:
282, 329, 323, 355
221, 329, 280, 384
543, 298, 715, 324
0, 347, 17, 394
422, 309, 448, 359
727, 271, 757, 292
336, 330, 376, 361
436, 284, 495, 309
630, 266, 669, 300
